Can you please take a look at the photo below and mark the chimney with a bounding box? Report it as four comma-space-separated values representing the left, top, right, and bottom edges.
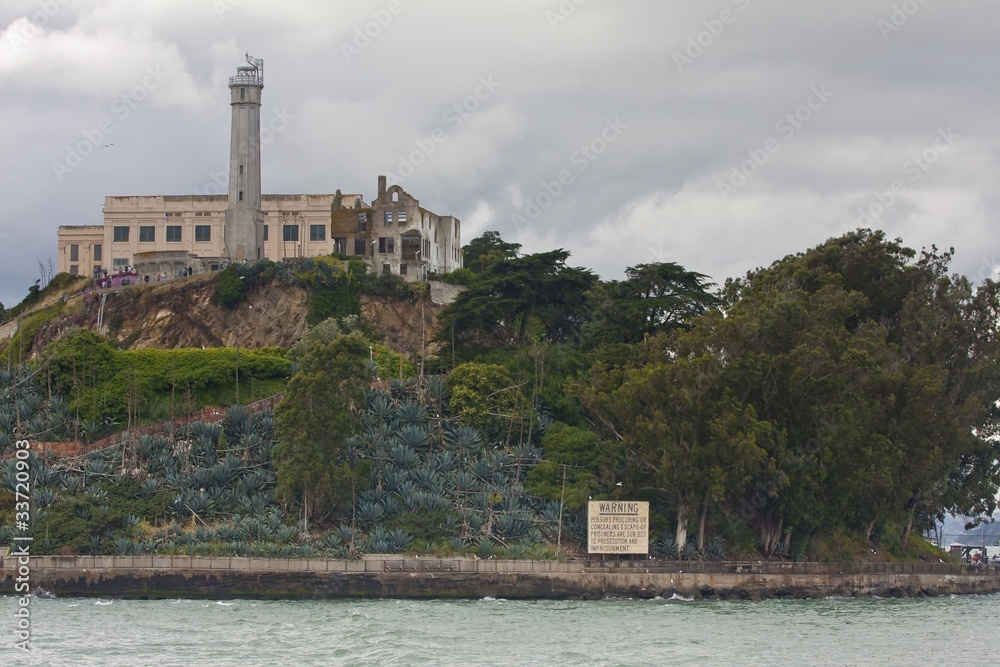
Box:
378, 175, 387, 198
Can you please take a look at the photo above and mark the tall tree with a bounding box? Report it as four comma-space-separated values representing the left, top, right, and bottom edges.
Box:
439, 249, 597, 347
462, 230, 521, 275
588, 262, 720, 346
274, 333, 372, 528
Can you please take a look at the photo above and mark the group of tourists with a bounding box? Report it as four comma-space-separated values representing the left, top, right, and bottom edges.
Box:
94, 268, 139, 289
92, 266, 195, 289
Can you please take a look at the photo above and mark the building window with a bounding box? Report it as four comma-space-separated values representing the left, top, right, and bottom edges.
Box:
113, 258, 128, 270
113, 226, 129, 243
239, 191, 244, 201
333, 237, 347, 253
400, 263, 407, 275
239, 164, 244, 175
139, 226, 155, 243
69, 264, 78, 276
378, 237, 395, 254
283, 225, 299, 242
195, 225, 211, 242
385, 211, 393, 225
357, 213, 367, 232
240, 87, 246, 100
397, 211, 407, 224
382, 263, 391, 274
70, 244, 79, 261
263, 225, 269, 241
93, 244, 102, 261
166, 226, 182, 242
310, 225, 326, 242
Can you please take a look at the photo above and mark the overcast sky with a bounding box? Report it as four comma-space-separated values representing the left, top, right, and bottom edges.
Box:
1, 0, 998, 308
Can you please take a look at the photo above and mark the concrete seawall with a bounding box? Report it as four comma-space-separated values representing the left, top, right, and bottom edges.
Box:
4, 557, 999, 601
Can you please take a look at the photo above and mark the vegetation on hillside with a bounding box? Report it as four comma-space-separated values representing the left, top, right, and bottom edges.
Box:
2, 228, 997, 563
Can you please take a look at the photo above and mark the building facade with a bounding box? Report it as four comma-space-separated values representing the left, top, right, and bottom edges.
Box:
56, 55, 461, 281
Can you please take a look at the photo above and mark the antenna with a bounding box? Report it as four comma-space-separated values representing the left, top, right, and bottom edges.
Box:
245, 53, 263, 83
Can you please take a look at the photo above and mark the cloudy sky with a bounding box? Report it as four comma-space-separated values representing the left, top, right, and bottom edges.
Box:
1, 0, 998, 308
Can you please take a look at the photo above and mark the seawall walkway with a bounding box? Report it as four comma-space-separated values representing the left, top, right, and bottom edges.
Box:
4, 556, 999, 601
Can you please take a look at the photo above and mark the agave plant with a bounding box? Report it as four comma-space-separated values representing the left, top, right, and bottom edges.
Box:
355, 500, 385, 527
396, 402, 429, 427
395, 424, 431, 452
368, 393, 395, 421
275, 525, 298, 545
387, 528, 413, 553
431, 451, 457, 475
446, 425, 483, 453
389, 443, 419, 470
113, 537, 143, 555
381, 495, 402, 518
412, 467, 441, 493
476, 537, 496, 559
138, 478, 162, 499
216, 523, 240, 542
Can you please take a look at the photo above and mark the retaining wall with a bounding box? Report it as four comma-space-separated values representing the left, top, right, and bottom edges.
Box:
3, 557, 999, 601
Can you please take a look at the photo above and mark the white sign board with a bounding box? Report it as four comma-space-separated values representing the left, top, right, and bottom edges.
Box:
587, 500, 649, 554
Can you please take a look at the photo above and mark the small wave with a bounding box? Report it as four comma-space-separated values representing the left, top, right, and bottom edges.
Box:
32, 587, 55, 599
95, 600, 113, 606
480, 596, 507, 602
668, 593, 694, 602
215, 601, 234, 606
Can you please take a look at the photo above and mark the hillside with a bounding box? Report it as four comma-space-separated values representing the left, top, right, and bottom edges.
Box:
1, 269, 444, 362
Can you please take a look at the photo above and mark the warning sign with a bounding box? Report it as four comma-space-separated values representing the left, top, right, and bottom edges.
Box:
587, 500, 649, 554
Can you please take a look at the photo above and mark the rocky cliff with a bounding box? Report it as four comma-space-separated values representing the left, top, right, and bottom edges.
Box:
24, 273, 442, 359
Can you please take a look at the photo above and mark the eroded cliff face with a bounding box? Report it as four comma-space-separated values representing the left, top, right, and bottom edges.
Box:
31, 274, 438, 357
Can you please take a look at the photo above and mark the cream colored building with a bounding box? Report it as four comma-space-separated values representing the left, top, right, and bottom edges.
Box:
56, 54, 461, 281
57, 182, 461, 280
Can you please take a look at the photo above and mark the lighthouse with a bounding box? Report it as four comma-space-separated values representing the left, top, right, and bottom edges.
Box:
224, 54, 264, 261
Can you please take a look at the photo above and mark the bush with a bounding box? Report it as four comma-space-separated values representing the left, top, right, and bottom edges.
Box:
439, 267, 474, 286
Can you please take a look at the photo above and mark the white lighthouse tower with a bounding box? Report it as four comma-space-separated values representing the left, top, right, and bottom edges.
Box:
224, 53, 264, 261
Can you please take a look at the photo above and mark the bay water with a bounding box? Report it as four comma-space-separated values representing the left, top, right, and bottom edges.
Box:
2, 593, 996, 665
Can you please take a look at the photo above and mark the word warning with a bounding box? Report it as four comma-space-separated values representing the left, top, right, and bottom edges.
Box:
587, 500, 649, 554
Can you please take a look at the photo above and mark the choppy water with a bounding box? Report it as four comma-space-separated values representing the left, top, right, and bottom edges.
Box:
1, 593, 997, 665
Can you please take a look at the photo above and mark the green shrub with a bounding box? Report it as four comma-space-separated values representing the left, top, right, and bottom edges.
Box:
439, 267, 474, 286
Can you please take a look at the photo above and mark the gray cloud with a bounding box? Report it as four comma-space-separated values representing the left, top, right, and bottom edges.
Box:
2, 0, 998, 310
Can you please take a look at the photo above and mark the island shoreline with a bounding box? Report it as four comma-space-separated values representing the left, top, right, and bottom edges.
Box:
5, 556, 999, 601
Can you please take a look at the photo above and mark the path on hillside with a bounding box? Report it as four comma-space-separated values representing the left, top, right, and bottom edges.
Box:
33, 394, 283, 460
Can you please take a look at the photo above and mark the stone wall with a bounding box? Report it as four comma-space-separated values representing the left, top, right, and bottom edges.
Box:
4, 557, 998, 601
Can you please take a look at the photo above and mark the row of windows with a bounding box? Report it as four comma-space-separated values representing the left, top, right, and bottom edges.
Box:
112, 224, 334, 244
113, 225, 211, 243
384, 211, 408, 225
